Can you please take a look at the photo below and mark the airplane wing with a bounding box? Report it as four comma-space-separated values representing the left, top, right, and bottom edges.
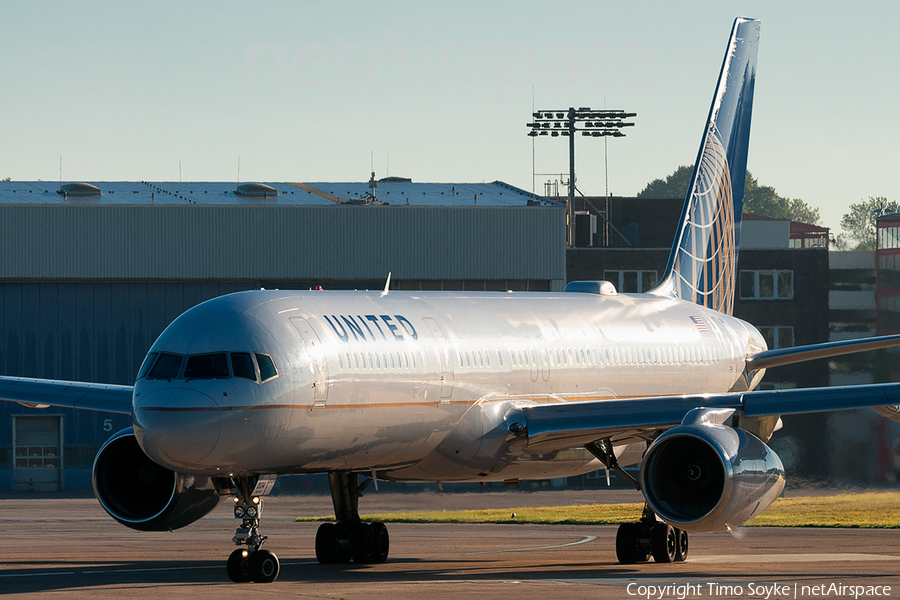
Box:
0, 375, 133, 414
522, 381, 900, 453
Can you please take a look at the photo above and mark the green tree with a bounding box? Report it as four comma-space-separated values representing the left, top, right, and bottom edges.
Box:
838, 196, 899, 251
638, 166, 820, 225
636, 165, 693, 198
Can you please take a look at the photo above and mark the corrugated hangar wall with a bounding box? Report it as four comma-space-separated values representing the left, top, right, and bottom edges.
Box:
0, 205, 564, 280
0, 204, 565, 490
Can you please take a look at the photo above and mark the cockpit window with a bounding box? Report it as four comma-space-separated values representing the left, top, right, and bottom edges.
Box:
255, 353, 278, 382
137, 353, 158, 379
148, 353, 183, 379
231, 352, 256, 381
184, 353, 229, 379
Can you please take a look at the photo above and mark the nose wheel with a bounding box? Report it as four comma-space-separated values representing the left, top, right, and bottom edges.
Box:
227, 547, 280, 584
227, 477, 280, 584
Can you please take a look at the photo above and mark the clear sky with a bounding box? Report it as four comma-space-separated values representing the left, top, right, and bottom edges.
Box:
1, 1, 897, 236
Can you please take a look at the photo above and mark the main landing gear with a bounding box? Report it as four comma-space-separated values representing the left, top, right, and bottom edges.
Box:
585, 439, 689, 565
616, 504, 689, 564
226, 476, 280, 584
315, 471, 390, 565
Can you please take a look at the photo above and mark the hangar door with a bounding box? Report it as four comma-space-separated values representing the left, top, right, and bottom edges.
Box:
13, 416, 62, 492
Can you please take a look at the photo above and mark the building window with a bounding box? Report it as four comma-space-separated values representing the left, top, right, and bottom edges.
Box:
878, 225, 900, 250
758, 326, 794, 349
740, 270, 793, 299
603, 270, 658, 293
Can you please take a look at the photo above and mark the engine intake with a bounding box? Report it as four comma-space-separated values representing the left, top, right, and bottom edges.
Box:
640, 414, 784, 533
93, 428, 224, 531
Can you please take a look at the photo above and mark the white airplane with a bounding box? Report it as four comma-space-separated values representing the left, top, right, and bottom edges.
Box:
3, 17, 900, 584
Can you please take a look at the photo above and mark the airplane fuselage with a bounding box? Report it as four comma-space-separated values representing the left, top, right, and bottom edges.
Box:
133, 289, 766, 482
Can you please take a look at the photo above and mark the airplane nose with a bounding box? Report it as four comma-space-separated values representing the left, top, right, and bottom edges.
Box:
133, 388, 221, 472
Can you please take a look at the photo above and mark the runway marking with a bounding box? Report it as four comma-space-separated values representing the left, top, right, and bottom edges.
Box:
0, 561, 318, 578
548, 577, 761, 589
691, 553, 898, 563
0, 536, 597, 579
441, 535, 598, 556
0, 519, 106, 523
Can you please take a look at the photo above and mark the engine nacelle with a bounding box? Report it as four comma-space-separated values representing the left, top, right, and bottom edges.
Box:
640, 414, 785, 533
92, 427, 225, 531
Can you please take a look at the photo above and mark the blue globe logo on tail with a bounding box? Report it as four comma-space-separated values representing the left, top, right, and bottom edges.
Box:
672, 125, 735, 315
652, 18, 759, 316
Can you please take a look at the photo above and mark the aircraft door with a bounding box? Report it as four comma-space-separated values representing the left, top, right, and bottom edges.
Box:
537, 338, 550, 381
422, 317, 453, 401
290, 317, 328, 406
526, 338, 539, 382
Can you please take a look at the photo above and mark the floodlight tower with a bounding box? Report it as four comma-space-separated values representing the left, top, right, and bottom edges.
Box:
528, 108, 635, 246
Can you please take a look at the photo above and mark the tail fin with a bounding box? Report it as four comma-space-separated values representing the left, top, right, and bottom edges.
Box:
651, 18, 760, 315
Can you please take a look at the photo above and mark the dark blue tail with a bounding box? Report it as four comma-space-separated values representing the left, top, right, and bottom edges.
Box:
651, 18, 760, 315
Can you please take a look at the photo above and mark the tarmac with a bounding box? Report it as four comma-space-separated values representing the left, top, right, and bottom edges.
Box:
1, 489, 898, 599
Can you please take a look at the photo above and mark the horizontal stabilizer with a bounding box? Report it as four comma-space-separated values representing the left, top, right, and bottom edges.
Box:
746, 333, 900, 371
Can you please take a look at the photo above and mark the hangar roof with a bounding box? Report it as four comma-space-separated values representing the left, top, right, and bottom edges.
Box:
0, 180, 558, 207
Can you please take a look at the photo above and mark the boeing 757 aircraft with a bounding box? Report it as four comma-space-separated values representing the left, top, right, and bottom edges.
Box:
2, 17, 900, 584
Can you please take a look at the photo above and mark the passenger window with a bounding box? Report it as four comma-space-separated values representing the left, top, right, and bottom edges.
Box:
184, 353, 229, 379
148, 353, 183, 379
255, 353, 278, 381
137, 353, 158, 379
231, 352, 256, 381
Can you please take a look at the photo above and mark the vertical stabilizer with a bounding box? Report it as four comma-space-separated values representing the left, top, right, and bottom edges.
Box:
651, 18, 760, 315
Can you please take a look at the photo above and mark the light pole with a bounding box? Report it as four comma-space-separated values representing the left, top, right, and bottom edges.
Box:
528, 108, 635, 246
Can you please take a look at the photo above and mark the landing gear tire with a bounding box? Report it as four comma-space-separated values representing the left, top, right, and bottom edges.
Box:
250, 549, 280, 584
370, 521, 390, 563
316, 522, 351, 564
616, 522, 649, 564
350, 522, 376, 564
674, 527, 689, 562
651, 523, 677, 563
315, 522, 338, 563
226, 549, 251, 583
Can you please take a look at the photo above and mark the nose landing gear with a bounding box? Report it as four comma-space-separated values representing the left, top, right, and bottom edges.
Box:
226, 477, 280, 584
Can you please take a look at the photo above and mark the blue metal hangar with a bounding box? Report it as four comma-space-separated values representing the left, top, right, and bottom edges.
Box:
0, 178, 563, 491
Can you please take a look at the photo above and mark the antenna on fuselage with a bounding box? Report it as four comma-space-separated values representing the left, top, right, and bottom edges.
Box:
381, 272, 392, 296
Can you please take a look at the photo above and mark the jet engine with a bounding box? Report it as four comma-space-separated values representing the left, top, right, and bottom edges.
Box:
640, 408, 785, 533
92, 427, 225, 531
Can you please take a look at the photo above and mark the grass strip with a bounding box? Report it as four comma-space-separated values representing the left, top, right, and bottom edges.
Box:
295, 492, 900, 528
